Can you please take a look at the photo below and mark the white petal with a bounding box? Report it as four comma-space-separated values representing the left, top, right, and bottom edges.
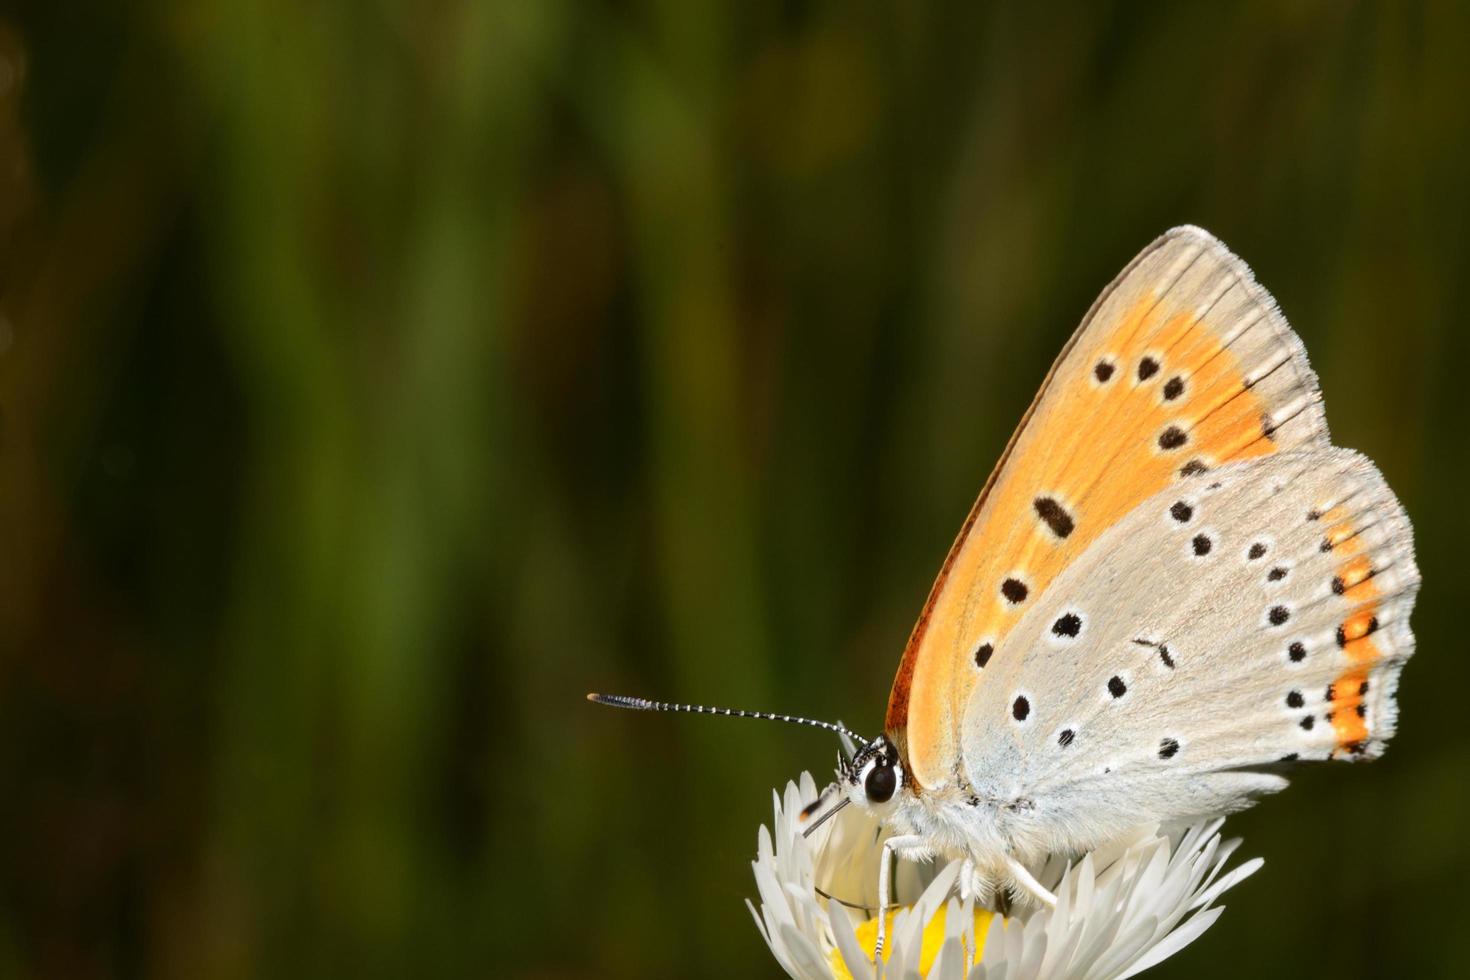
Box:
747, 897, 773, 946
828, 899, 873, 979
1190, 857, 1263, 913
1083, 915, 1159, 980
1115, 906, 1224, 979
1012, 927, 1047, 980
930, 934, 970, 980
777, 919, 836, 980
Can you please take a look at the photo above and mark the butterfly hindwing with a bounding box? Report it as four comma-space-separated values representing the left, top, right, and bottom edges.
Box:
959, 448, 1418, 856
888, 227, 1331, 790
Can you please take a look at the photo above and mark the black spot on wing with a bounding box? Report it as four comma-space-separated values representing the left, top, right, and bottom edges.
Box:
1033, 497, 1075, 539
1051, 613, 1082, 638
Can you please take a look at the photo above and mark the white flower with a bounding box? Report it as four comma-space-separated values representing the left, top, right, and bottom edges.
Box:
749, 771, 1263, 980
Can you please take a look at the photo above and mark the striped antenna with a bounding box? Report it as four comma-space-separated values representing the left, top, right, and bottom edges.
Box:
587, 692, 863, 744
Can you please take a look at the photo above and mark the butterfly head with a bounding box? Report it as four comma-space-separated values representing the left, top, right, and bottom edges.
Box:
842, 733, 907, 815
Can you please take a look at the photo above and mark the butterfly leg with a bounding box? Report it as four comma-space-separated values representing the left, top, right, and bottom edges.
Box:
958, 856, 980, 899
874, 833, 924, 966
1004, 855, 1057, 909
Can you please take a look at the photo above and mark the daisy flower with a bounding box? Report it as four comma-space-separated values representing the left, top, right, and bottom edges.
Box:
749, 770, 1262, 980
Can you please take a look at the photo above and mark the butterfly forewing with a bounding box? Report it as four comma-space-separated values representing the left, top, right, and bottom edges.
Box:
888, 227, 1331, 790
959, 448, 1417, 850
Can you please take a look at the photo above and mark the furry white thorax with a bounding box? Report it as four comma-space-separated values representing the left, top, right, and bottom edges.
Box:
844, 758, 1066, 906
845, 762, 1222, 906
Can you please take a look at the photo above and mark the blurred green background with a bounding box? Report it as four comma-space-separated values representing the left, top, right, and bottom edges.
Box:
2, 2, 1467, 978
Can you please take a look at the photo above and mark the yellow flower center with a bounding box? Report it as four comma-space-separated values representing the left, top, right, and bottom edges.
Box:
829, 904, 994, 978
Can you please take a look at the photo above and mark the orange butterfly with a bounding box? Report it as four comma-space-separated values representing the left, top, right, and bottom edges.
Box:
593, 226, 1418, 955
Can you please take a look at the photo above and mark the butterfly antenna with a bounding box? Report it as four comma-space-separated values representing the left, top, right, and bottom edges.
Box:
587, 693, 863, 744
801, 795, 850, 838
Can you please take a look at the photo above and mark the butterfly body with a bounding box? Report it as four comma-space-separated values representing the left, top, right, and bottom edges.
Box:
840, 227, 1419, 912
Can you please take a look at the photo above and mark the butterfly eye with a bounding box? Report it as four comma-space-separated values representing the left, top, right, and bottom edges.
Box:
864, 760, 897, 804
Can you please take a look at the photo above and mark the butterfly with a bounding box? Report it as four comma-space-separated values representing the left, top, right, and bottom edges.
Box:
592, 226, 1419, 952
